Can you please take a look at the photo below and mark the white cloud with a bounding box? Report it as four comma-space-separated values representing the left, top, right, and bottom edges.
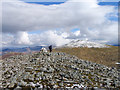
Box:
2, 0, 118, 47
61, 32, 69, 38
74, 30, 80, 36
2, 33, 14, 47
14, 31, 32, 45
2, 0, 114, 33
2, 30, 71, 47
29, 30, 70, 46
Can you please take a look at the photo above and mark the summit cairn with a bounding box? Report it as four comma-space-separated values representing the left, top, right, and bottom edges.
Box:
40, 47, 47, 53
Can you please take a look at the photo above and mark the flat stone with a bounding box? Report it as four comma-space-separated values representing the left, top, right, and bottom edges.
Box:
25, 67, 33, 72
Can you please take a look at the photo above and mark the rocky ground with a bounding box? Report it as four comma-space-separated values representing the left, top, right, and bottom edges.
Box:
0, 51, 120, 89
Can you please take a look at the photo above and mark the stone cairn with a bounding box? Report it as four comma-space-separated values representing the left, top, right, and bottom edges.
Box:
0, 51, 120, 89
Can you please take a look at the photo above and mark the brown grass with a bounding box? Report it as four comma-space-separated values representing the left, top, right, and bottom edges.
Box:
53, 46, 119, 68
2, 52, 24, 59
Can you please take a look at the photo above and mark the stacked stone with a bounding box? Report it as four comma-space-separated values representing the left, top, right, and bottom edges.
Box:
0, 52, 120, 89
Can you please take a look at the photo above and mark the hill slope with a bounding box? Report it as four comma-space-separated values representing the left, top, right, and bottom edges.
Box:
54, 46, 118, 68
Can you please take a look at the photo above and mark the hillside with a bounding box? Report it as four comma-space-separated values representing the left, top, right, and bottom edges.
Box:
0, 51, 120, 89
54, 46, 118, 68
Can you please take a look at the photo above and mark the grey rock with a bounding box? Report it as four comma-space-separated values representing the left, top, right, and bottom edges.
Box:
1, 52, 120, 89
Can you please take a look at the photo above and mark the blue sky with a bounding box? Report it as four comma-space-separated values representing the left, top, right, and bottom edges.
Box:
99, 2, 118, 6
22, 0, 119, 6
21, 0, 67, 5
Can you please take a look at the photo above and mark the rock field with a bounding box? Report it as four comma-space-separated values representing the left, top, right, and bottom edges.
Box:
0, 51, 120, 89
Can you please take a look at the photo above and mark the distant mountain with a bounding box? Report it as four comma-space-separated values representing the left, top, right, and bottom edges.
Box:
2, 40, 110, 54
62, 39, 109, 48
2, 46, 43, 53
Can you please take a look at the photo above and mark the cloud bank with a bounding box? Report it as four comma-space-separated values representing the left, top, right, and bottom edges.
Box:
2, 0, 118, 47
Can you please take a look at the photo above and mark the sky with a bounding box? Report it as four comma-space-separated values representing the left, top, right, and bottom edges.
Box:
1, 0, 119, 48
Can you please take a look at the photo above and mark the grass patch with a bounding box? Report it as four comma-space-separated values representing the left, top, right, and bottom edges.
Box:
53, 46, 119, 68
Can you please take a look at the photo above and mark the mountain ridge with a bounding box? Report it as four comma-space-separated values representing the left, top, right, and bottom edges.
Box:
2, 39, 110, 54
2, 46, 43, 53
62, 39, 109, 48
